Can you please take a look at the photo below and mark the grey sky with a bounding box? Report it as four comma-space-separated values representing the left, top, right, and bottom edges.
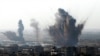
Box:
0, 0, 100, 30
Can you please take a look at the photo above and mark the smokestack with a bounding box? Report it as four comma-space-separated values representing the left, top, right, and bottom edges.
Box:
49, 8, 85, 47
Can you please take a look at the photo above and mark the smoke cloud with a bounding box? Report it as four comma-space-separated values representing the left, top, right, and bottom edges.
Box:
18, 20, 25, 41
49, 8, 85, 47
3, 19, 25, 42
30, 19, 40, 44
3, 31, 18, 41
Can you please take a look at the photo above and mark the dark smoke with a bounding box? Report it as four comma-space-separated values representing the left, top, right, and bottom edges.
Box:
49, 8, 85, 47
3, 20, 25, 42
18, 20, 25, 41
3, 31, 18, 41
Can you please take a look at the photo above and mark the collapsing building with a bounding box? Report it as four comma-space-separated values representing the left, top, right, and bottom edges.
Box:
3, 20, 25, 42
49, 8, 86, 47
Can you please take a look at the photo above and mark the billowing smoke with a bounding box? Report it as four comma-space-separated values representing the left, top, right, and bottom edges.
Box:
49, 8, 86, 47
3, 20, 25, 42
30, 19, 40, 44
3, 31, 18, 41
18, 20, 25, 41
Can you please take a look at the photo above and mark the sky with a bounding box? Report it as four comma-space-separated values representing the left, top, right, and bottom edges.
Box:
0, 0, 100, 31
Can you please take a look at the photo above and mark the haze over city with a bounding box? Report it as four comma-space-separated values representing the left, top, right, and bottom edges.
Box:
0, 0, 99, 56
0, 0, 100, 31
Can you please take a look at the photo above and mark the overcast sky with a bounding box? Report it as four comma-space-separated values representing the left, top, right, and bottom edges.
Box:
0, 0, 100, 31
